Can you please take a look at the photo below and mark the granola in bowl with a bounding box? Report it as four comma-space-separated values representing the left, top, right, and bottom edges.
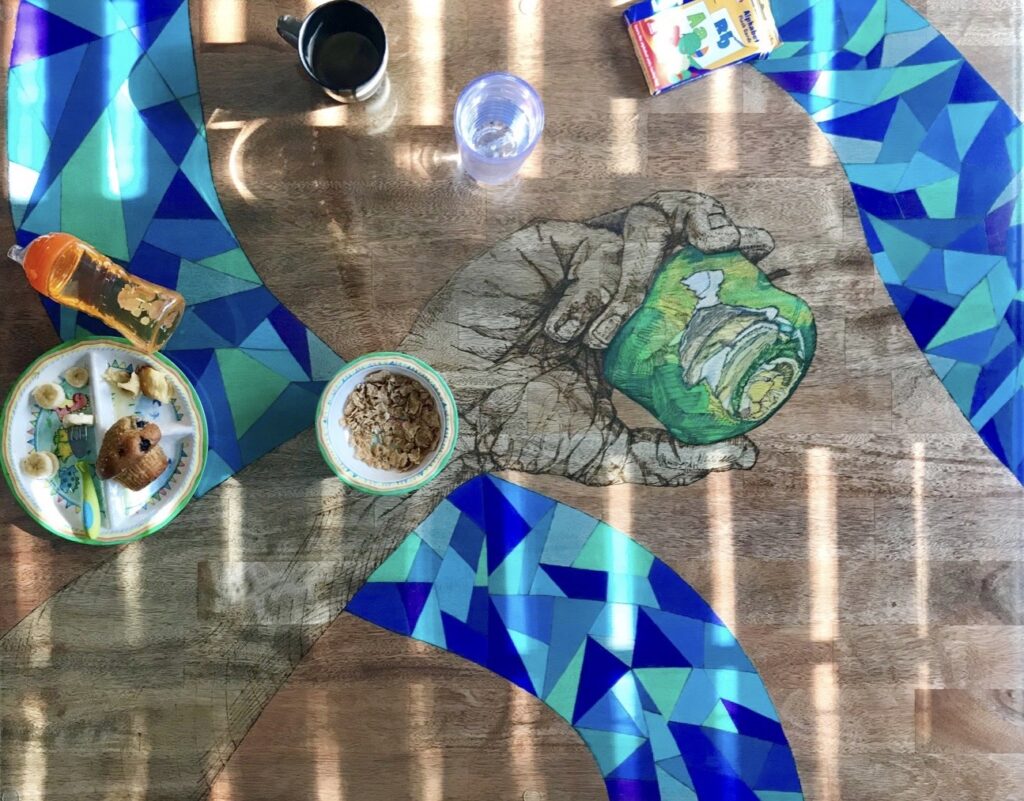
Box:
342, 371, 441, 471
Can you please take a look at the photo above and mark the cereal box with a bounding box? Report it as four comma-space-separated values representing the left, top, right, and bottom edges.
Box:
624, 0, 781, 95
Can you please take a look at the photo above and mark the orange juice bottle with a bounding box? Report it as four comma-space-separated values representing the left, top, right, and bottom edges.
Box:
10, 233, 185, 353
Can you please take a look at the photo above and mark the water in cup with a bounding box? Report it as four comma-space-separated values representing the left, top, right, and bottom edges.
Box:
454, 73, 544, 185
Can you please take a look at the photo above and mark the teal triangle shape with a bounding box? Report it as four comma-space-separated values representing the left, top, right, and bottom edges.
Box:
164, 308, 234, 350
242, 348, 310, 382
146, 3, 199, 98
656, 766, 699, 800
948, 101, 999, 160
128, 52, 177, 110
21, 173, 61, 234
177, 258, 261, 304
576, 728, 646, 776
240, 318, 288, 351
308, 331, 343, 380
576, 689, 646, 736
411, 588, 446, 649
508, 629, 549, 694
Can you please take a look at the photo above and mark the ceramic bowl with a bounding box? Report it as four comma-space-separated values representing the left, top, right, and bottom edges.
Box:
316, 352, 458, 495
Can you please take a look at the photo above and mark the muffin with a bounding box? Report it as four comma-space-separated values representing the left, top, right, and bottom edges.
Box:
97, 416, 169, 491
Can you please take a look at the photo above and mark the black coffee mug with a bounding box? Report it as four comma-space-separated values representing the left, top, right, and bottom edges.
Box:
277, 0, 388, 103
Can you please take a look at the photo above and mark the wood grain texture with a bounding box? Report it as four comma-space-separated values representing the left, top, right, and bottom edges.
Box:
0, 0, 1022, 799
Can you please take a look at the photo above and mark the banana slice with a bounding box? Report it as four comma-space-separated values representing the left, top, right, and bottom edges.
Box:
118, 371, 141, 398
63, 413, 95, 427
20, 450, 59, 480
32, 382, 66, 410
63, 366, 90, 388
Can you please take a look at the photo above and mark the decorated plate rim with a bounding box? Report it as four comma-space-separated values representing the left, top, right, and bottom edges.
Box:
0, 336, 209, 546
315, 352, 459, 496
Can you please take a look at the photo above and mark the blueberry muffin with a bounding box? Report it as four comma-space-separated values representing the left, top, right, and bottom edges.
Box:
97, 416, 169, 491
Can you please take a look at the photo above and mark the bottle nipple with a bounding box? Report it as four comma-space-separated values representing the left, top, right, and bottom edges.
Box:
9, 241, 48, 294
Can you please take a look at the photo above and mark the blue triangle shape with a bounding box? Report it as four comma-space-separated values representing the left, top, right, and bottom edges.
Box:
573, 637, 630, 723
145, 3, 199, 98
607, 740, 657, 780
11, 4, 100, 66
155, 171, 218, 219
486, 476, 559, 527
576, 689, 646, 737
242, 348, 311, 382
633, 608, 694, 669
237, 382, 321, 464
268, 306, 313, 376
34, 44, 90, 138
140, 99, 198, 165
486, 600, 536, 693
176, 259, 261, 304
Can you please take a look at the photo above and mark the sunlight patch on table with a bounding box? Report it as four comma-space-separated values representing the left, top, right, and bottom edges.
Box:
410, 682, 444, 801
412, 0, 445, 126
19, 693, 47, 801
913, 442, 929, 638
707, 470, 736, 630
204, 0, 246, 43
228, 120, 266, 203
118, 544, 143, 647
511, 0, 544, 177
709, 69, 737, 171
309, 690, 345, 801
812, 661, 839, 801
610, 98, 641, 175
807, 447, 836, 642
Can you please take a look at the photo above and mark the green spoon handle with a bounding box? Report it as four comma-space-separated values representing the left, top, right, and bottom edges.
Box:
75, 462, 101, 539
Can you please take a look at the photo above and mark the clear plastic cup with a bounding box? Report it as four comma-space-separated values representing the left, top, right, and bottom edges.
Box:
454, 72, 545, 185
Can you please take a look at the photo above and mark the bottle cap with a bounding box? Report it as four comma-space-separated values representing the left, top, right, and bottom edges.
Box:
7, 244, 26, 265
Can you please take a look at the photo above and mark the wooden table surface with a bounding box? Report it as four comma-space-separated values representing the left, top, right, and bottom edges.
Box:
1, 1, 1023, 800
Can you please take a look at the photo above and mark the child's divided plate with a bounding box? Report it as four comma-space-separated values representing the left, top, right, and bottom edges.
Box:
1, 337, 208, 545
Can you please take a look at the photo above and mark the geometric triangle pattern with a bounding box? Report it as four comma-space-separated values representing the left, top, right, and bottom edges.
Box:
348, 475, 804, 801
7, 0, 344, 494
756, 0, 1023, 483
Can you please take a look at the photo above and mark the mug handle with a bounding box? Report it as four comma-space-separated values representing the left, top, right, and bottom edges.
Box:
276, 15, 302, 49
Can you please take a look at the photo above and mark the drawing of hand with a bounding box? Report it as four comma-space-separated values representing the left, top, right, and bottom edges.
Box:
402, 190, 776, 489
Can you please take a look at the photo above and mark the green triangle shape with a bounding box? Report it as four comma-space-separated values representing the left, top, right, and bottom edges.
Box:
215, 349, 291, 437
573, 522, 653, 577
702, 699, 738, 733
927, 278, 999, 349
948, 102, 998, 160
61, 110, 130, 261
656, 766, 699, 801
475, 539, 489, 586
199, 248, 261, 283
369, 535, 423, 583
635, 668, 693, 717
411, 588, 446, 648
178, 258, 261, 303
867, 214, 931, 280
308, 331, 342, 381
845, 0, 886, 56
917, 176, 958, 219
509, 629, 549, 694
576, 729, 647, 775
877, 59, 962, 103
544, 641, 585, 722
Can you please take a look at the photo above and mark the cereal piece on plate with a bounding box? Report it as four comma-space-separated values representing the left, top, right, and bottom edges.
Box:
138, 366, 174, 404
